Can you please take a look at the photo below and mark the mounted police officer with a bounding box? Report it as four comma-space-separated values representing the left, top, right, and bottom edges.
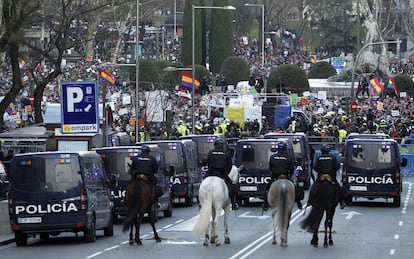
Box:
311, 144, 346, 209
130, 145, 163, 197
207, 138, 239, 210
263, 142, 304, 211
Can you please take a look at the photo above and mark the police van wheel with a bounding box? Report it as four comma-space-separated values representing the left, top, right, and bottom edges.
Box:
104, 216, 114, 237
393, 194, 401, 207
39, 233, 49, 240
163, 200, 173, 217
84, 221, 96, 243
15, 232, 28, 246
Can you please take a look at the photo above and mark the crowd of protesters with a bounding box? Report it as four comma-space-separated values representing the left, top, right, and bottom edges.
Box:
2, 27, 414, 144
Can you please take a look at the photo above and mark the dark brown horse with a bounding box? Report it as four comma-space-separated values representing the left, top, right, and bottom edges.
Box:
122, 174, 161, 245
300, 178, 338, 248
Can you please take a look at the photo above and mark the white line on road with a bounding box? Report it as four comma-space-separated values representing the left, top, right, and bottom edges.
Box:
104, 245, 119, 251
229, 209, 304, 259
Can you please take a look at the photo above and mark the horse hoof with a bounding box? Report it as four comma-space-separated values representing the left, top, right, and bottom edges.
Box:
203, 241, 209, 246
224, 238, 231, 245
215, 240, 221, 246
129, 240, 134, 245
135, 239, 142, 246
156, 238, 162, 243
311, 241, 318, 247
329, 240, 334, 246
324, 243, 328, 248
272, 240, 277, 245
281, 243, 288, 248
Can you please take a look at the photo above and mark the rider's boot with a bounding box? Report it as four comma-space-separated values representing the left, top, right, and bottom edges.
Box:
296, 199, 303, 210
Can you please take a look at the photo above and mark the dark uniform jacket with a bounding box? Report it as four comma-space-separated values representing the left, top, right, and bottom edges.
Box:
269, 152, 294, 180
314, 153, 340, 179
131, 153, 158, 183
207, 147, 232, 183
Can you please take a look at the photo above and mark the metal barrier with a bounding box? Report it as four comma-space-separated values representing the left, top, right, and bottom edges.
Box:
401, 153, 414, 176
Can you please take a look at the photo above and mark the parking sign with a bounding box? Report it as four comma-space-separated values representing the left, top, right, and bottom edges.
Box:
60, 81, 99, 134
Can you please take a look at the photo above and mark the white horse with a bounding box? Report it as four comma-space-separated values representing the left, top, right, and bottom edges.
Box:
192, 165, 242, 246
267, 179, 295, 247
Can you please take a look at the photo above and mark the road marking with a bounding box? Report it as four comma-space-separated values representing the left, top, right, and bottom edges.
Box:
394, 234, 399, 240
104, 245, 119, 251
229, 209, 303, 259
398, 221, 403, 226
86, 252, 103, 259
342, 211, 363, 220
238, 211, 270, 219
390, 249, 395, 255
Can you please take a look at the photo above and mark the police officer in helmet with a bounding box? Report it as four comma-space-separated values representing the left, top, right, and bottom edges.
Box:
207, 138, 239, 210
263, 142, 303, 211
131, 145, 163, 197
311, 144, 345, 209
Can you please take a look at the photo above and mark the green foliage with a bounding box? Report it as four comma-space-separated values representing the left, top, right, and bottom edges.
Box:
209, 0, 234, 73
267, 64, 309, 94
308, 61, 337, 79
181, 0, 203, 67
155, 61, 186, 85
220, 56, 250, 85
126, 59, 160, 83
394, 74, 414, 95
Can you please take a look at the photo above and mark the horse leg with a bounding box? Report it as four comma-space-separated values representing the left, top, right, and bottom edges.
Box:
327, 213, 334, 246
135, 216, 143, 246
311, 231, 318, 247
203, 234, 210, 246
323, 217, 329, 248
129, 223, 134, 245
224, 208, 230, 245
272, 210, 277, 245
148, 206, 161, 243
211, 209, 220, 246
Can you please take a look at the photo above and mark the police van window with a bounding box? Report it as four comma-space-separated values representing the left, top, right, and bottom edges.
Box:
378, 145, 391, 163
14, 158, 45, 192
351, 145, 365, 162
241, 145, 254, 162
164, 149, 182, 167
291, 141, 302, 155
83, 158, 104, 186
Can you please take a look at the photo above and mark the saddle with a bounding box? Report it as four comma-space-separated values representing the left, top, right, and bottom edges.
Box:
275, 174, 289, 181
135, 173, 149, 181
318, 174, 333, 183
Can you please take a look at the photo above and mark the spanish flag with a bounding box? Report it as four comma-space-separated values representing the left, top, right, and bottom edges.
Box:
369, 77, 384, 94
387, 77, 399, 96
181, 71, 199, 89
310, 55, 317, 64
100, 68, 115, 86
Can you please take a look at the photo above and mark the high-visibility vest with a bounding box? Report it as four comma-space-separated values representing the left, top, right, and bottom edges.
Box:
338, 129, 348, 143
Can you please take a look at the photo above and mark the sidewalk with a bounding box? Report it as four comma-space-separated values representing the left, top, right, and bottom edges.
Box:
0, 199, 13, 246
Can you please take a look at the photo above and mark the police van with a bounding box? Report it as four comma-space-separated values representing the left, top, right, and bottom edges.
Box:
264, 132, 311, 189
8, 151, 113, 246
93, 146, 173, 222
342, 138, 407, 207
143, 140, 201, 206
235, 139, 294, 205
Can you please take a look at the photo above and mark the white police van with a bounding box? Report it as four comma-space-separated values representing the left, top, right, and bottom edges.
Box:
8, 151, 113, 246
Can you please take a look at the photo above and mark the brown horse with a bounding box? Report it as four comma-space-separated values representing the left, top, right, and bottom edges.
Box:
122, 174, 161, 245
300, 179, 338, 248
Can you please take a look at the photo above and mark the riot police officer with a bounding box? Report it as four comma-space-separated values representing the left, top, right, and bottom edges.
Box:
263, 142, 303, 211
207, 138, 239, 210
312, 144, 346, 209
130, 145, 162, 197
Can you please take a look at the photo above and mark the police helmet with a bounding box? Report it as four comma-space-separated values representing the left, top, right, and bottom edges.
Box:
214, 138, 225, 149
141, 144, 150, 153
321, 144, 331, 153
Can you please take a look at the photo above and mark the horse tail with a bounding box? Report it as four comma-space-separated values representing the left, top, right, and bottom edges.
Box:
300, 182, 326, 233
277, 184, 289, 232
192, 184, 213, 235
122, 182, 141, 232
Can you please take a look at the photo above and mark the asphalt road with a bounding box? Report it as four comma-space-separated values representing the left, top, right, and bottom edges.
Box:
1, 178, 413, 259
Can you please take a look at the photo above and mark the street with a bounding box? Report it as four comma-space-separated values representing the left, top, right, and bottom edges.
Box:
1, 179, 413, 259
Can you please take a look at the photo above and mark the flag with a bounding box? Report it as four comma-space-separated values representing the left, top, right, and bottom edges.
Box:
368, 77, 384, 94
250, 86, 258, 95
100, 68, 115, 86
177, 88, 191, 100
181, 71, 199, 89
387, 77, 399, 96
310, 55, 317, 64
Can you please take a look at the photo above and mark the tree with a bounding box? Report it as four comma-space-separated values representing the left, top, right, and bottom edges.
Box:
181, 0, 204, 67
267, 64, 309, 94
208, 0, 234, 73
308, 61, 337, 79
220, 56, 250, 85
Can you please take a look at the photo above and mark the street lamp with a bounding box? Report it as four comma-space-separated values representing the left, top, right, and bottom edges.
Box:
136, 0, 140, 143
245, 3, 265, 67
192, 4, 236, 134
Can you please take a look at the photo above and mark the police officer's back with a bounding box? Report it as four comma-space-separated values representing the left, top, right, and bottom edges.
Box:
131, 145, 158, 184
207, 139, 239, 210
269, 143, 294, 179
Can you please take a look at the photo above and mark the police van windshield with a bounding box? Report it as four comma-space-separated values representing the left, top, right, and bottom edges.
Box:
192, 138, 215, 159
13, 154, 81, 192
154, 143, 184, 169
346, 142, 396, 169
100, 151, 135, 181
237, 143, 275, 169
